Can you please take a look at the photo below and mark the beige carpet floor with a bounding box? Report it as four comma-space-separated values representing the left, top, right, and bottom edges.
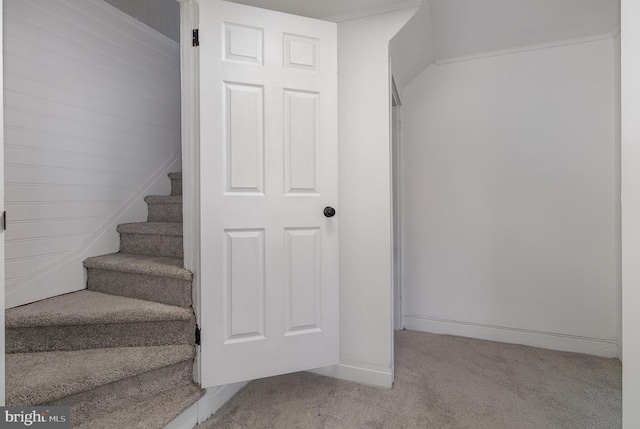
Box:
198, 330, 621, 429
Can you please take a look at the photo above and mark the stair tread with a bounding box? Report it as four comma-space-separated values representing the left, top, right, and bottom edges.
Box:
84, 253, 192, 281
6, 345, 194, 406
77, 383, 202, 429
168, 171, 182, 180
145, 195, 182, 204
6, 290, 192, 328
117, 222, 183, 236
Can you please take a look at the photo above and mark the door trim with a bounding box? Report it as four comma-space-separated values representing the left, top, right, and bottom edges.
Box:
178, 0, 201, 382
0, 0, 5, 405
391, 77, 403, 332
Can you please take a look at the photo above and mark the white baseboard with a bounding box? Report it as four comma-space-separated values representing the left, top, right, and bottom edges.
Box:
165, 382, 248, 429
309, 363, 393, 388
164, 401, 199, 429
404, 315, 621, 359
196, 382, 248, 423
616, 342, 623, 362
168, 363, 393, 429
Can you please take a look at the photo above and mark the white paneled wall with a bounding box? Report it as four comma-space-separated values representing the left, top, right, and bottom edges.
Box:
103, 0, 180, 42
4, 0, 181, 308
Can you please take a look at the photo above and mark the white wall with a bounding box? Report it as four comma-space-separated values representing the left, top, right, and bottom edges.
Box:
622, 0, 640, 425
311, 7, 418, 387
614, 31, 622, 353
389, 2, 434, 95
4, 0, 181, 308
104, 0, 180, 42
402, 38, 620, 357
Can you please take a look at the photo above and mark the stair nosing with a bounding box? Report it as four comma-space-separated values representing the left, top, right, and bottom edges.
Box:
6, 315, 193, 329
117, 222, 183, 236
6, 291, 193, 329
83, 253, 192, 281
144, 195, 182, 204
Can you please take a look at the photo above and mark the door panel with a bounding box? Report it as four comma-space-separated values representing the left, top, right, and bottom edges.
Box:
199, 0, 338, 387
285, 227, 321, 334
225, 229, 265, 343
284, 89, 319, 194
224, 82, 264, 194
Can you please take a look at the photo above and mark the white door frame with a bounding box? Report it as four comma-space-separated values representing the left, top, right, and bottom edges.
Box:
388, 59, 403, 384
177, 0, 201, 382
622, 2, 640, 426
390, 72, 403, 333
1, 0, 6, 406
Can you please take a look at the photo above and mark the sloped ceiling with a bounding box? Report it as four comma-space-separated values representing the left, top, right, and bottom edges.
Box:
222, 0, 619, 93
226, 0, 421, 21
389, 3, 434, 96
391, 0, 619, 92
431, 0, 619, 60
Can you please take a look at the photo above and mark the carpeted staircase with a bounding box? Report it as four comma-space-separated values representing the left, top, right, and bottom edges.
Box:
5, 172, 203, 428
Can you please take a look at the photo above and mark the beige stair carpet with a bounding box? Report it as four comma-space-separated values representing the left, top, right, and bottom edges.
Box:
5, 172, 203, 428
7, 345, 194, 406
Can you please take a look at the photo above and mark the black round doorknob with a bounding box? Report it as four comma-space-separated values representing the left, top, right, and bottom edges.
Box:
324, 207, 336, 218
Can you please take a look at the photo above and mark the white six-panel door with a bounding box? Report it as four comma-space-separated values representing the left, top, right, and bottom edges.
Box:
198, 0, 339, 387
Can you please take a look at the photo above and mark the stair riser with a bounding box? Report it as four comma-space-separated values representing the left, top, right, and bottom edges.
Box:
48, 360, 193, 426
119, 233, 183, 258
76, 385, 203, 429
6, 317, 195, 353
171, 178, 182, 196
87, 269, 192, 308
147, 203, 182, 223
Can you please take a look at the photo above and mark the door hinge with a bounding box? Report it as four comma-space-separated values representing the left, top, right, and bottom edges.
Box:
192, 29, 199, 47
195, 327, 201, 345
1, 211, 6, 231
